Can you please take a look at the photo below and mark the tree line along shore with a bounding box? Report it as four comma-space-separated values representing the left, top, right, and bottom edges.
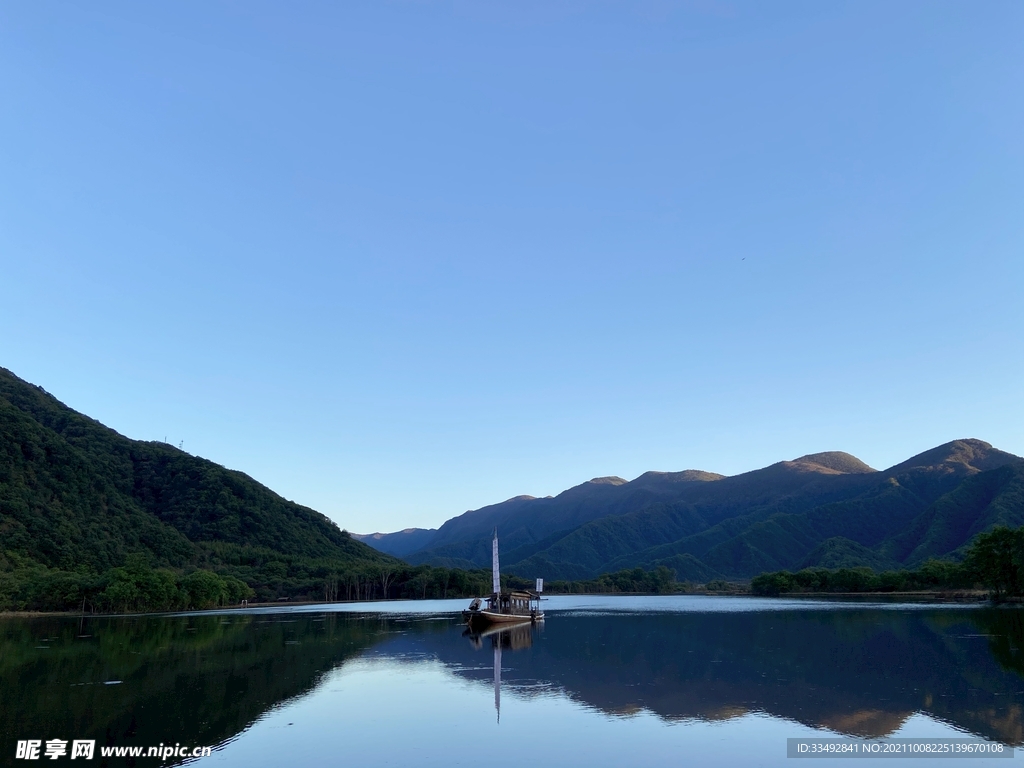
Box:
4, 526, 1024, 615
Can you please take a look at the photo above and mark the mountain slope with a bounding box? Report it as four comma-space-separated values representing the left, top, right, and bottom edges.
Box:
797, 537, 901, 571
0, 392, 195, 571
404, 470, 724, 566
364, 439, 1023, 581
0, 367, 396, 576
880, 463, 1024, 565
509, 457, 884, 578
529, 441, 1023, 579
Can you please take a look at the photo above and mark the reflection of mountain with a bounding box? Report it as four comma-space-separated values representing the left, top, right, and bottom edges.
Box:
0, 614, 387, 760
408, 608, 1024, 745
9, 606, 1024, 759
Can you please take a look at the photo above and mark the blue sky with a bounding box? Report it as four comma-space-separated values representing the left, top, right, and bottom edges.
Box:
1, 1, 1021, 534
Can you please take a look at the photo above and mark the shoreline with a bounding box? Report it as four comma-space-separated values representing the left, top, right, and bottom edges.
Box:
754, 590, 991, 602
0, 590, 1005, 618
0, 597, 375, 619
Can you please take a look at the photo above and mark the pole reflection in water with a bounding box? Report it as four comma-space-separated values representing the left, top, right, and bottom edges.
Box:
463, 622, 539, 724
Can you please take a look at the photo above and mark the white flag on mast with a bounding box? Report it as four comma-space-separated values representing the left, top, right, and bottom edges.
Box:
492, 528, 500, 595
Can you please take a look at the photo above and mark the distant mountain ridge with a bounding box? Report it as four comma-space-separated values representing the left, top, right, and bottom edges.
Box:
359, 440, 1024, 580
352, 528, 438, 558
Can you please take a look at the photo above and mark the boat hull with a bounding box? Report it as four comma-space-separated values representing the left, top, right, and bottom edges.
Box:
463, 609, 544, 628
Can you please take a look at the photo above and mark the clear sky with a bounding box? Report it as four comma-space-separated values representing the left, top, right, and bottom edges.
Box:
1, 1, 1021, 534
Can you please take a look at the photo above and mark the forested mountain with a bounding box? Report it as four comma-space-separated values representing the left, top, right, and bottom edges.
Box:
5, 360, 1022, 611
0, 366, 404, 607
364, 443, 1024, 580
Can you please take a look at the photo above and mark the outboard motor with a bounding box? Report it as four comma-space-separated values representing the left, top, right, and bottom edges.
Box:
468, 598, 482, 612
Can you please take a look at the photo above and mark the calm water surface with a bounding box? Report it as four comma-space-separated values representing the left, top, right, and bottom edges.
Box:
5, 596, 1024, 767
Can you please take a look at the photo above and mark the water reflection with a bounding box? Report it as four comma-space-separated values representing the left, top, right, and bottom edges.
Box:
434, 605, 1024, 746
463, 623, 539, 722
5, 599, 1024, 765
463, 621, 537, 652
0, 613, 389, 760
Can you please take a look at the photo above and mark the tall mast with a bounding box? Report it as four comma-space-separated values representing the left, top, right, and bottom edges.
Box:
491, 528, 500, 595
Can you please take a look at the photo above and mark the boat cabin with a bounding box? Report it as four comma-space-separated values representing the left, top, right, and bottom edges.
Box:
487, 590, 540, 616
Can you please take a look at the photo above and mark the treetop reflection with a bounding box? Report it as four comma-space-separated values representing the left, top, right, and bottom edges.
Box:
5, 601, 1024, 762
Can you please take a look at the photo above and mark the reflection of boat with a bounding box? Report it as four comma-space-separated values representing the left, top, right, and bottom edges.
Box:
462, 529, 544, 629
462, 620, 541, 722
462, 621, 537, 651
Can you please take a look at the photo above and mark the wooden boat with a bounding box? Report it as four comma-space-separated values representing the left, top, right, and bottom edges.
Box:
462, 529, 544, 629
462, 590, 543, 628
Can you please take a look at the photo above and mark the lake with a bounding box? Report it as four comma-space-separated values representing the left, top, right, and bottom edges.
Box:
4, 595, 1024, 766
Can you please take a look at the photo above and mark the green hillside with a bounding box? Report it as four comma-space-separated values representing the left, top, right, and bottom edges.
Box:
0, 367, 425, 611
882, 463, 1024, 565
797, 537, 901, 571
